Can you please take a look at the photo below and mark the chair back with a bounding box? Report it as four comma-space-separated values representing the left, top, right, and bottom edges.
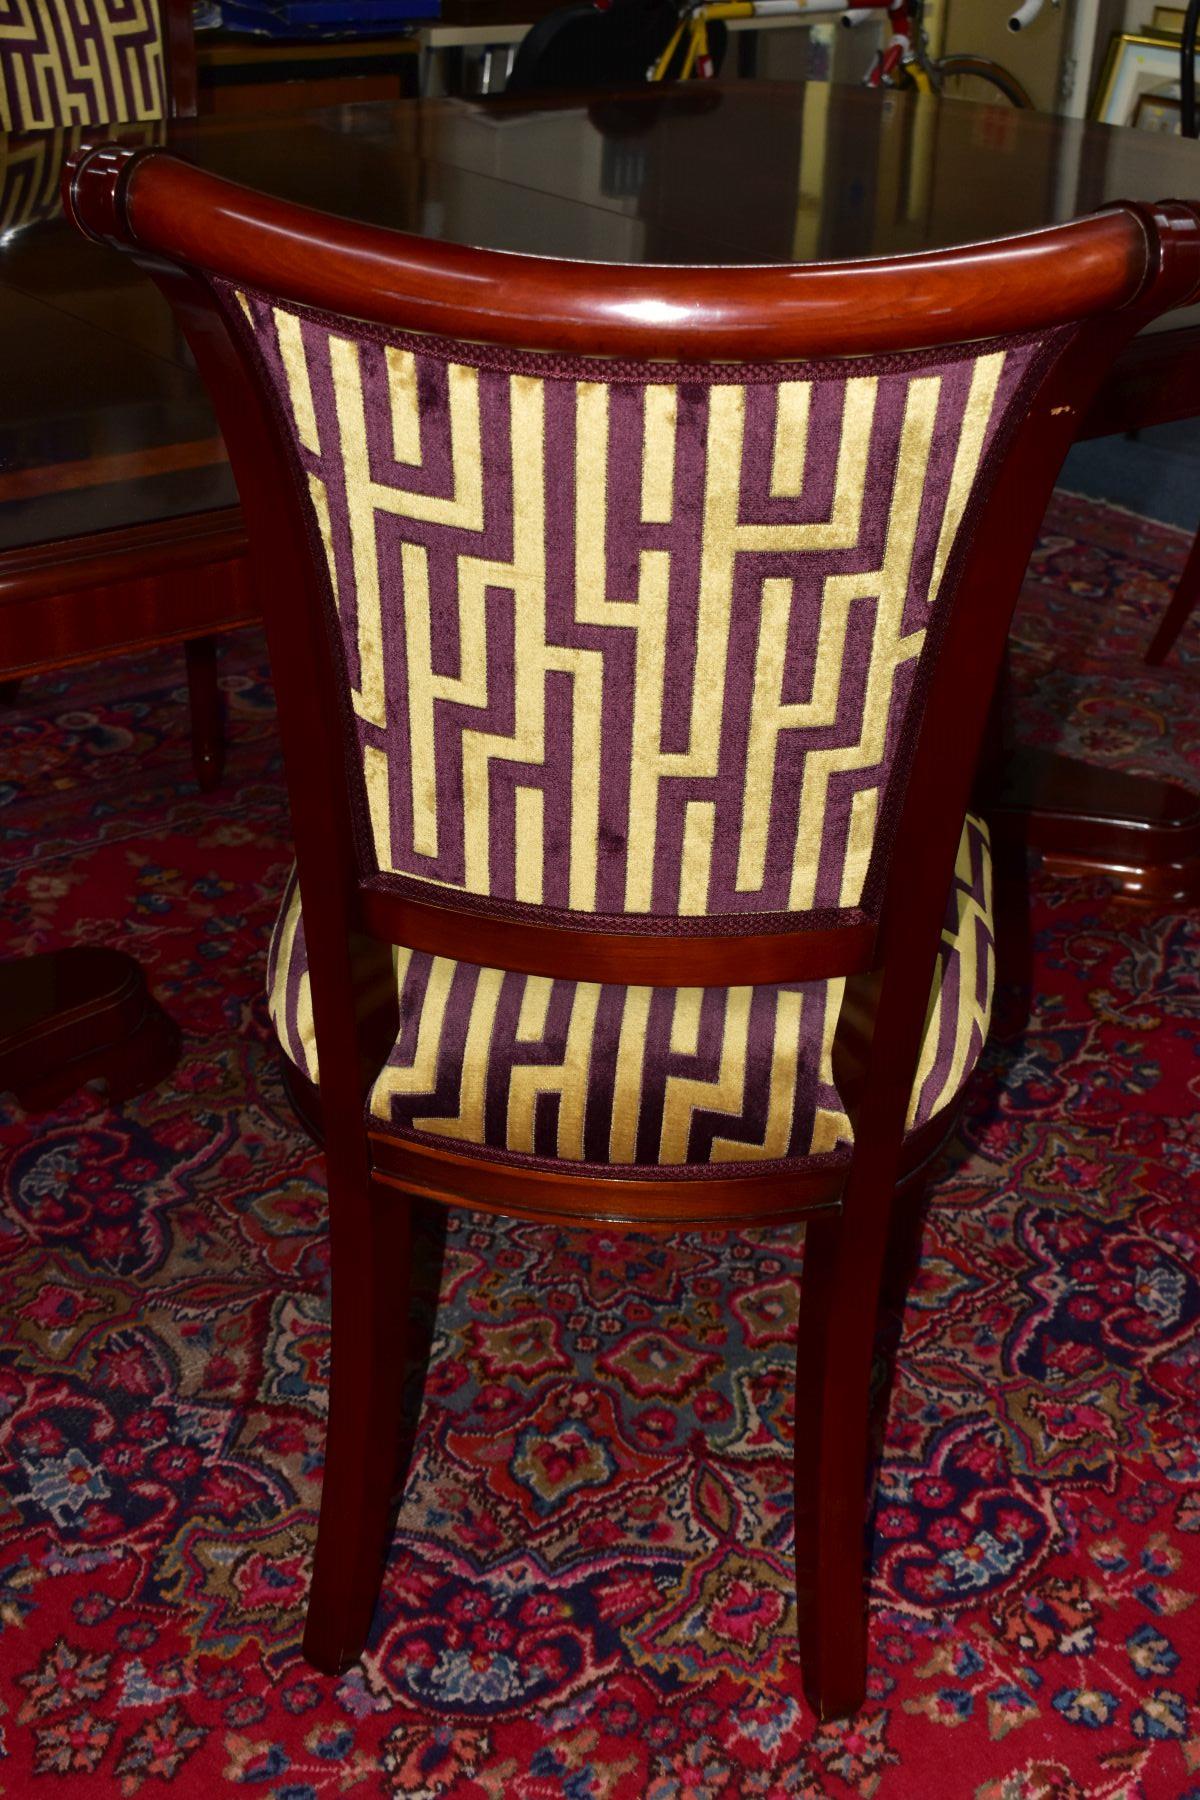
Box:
61, 146, 1200, 1148
0, 0, 195, 131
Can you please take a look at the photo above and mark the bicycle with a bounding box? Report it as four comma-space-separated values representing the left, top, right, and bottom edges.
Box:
647, 0, 1035, 105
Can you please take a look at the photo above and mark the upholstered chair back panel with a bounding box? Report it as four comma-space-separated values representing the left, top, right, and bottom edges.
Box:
228, 286, 1046, 924
0, 0, 165, 131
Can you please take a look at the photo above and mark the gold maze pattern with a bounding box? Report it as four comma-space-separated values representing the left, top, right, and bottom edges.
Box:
230, 290, 1041, 923
0, 0, 165, 131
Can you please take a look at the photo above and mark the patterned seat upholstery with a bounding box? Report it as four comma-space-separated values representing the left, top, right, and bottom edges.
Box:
0, 0, 165, 132
232, 294, 1033, 1172
268, 812, 994, 1167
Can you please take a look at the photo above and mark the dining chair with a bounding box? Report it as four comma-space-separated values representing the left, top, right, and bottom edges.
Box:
64, 144, 1200, 1719
0, 1, 225, 787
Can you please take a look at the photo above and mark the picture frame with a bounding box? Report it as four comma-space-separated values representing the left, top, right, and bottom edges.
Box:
1093, 31, 1197, 126
1133, 87, 1183, 131
1150, 5, 1185, 33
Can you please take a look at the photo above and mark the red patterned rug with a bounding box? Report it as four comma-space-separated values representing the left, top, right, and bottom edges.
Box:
0, 490, 1197, 1799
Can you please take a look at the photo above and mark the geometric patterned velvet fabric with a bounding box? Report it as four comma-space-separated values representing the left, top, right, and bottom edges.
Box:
0, 0, 165, 131
267, 812, 995, 1168
226, 287, 1041, 923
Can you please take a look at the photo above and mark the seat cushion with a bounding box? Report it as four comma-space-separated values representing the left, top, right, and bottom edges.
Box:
267, 816, 994, 1170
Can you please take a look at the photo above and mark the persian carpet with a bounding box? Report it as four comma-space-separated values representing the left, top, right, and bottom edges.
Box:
0, 490, 1197, 1800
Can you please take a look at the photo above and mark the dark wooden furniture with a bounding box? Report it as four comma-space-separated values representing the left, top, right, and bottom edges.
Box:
1147, 538, 1200, 666
0, 947, 179, 1110
65, 135, 1200, 1718
3, 84, 1198, 883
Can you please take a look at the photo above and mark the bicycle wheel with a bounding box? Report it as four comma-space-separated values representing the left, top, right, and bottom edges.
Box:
935, 53, 1032, 107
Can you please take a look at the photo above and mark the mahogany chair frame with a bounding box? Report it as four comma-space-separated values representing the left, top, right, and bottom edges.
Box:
64, 145, 1200, 1719
1146, 531, 1200, 664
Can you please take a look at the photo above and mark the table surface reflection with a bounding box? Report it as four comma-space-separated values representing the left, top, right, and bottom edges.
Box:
4, 80, 1200, 553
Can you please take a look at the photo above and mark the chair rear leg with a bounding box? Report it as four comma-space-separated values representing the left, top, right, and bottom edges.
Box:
793, 1206, 884, 1723
303, 1175, 414, 1675
1146, 527, 1200, 665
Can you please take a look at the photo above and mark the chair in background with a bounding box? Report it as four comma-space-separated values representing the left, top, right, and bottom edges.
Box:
0, 0, 195, 129
0, 2, 230, 789
66, 144, 1200, 1718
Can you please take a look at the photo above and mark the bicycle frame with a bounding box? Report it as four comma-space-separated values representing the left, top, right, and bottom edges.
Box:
647, 0, 1047, 88
648, 0, 930, 87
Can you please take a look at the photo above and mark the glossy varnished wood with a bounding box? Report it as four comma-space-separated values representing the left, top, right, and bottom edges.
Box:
89, 150, 1159, 357
358, 880, 879, 987
0, 510, 252, 679
991, 747, 1200, 903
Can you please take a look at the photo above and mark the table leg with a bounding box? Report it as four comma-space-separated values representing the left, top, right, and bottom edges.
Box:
0, 947, 180, 1112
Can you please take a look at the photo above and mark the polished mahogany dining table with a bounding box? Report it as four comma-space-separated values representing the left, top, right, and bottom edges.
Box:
2, 78, 1199, 955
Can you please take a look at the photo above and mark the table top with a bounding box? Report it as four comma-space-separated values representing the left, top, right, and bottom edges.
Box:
4, 79, 1200, 555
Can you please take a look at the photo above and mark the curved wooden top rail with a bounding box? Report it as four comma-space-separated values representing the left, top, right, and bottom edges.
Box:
64, 143, 1179, 358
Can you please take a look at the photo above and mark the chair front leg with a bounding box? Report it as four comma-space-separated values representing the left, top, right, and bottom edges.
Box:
303, 1173, 415, 1675
1146, 527, 1200, 665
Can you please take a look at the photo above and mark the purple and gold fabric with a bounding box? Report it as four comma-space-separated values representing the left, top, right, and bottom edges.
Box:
0, 0, 165, 132
232, 292, 1030, 1168
228, 290, 1043, 922
267, 812, 994, 1167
